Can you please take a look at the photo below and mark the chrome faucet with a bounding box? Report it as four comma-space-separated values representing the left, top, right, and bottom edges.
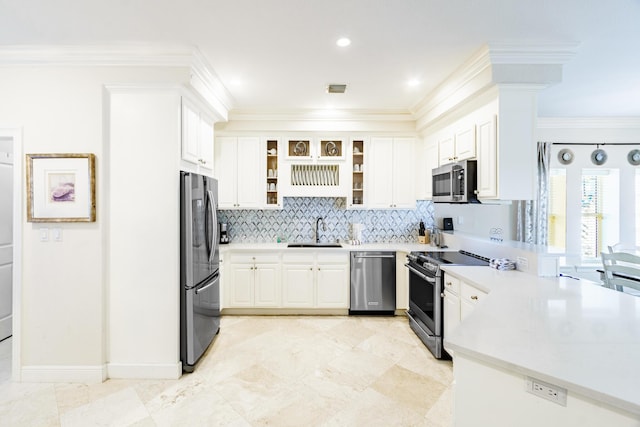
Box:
315, 217, 326, 243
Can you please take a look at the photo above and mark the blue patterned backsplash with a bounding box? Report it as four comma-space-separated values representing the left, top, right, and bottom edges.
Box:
217, 198, 435, 243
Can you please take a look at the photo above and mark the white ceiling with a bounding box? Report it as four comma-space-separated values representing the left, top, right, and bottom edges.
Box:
1, 0, 640, 117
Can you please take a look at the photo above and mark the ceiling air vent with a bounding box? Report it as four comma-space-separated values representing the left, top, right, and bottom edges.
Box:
327, 84, 347, 94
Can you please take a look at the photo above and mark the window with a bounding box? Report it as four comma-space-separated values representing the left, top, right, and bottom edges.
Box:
548, 169, 566, 250
580, 169, 619, 262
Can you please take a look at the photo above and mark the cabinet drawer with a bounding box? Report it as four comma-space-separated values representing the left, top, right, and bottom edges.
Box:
230, 253, 280, 264
443, 274, 461, 295
282, 253, 315, 264
461, 282, 487, 305
317, 252, 349, 264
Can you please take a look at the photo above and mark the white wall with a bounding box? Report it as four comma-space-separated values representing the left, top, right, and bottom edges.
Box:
106, 88, 182, 378
0, 66, 190, 381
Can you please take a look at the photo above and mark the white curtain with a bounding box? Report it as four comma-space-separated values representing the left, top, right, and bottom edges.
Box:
516, 141, 551, 245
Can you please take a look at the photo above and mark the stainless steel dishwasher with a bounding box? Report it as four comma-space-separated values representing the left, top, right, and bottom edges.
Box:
349, 251, 396, 314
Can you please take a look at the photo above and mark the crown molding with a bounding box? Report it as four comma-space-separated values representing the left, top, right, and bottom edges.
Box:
0, 44, 233, 118
413, 42, 581, 132
538, 117, 640, 129
227, 108, 416, 122
487, 41, 580, 64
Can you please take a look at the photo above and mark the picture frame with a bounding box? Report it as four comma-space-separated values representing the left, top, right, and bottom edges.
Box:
26, 153, 96, 222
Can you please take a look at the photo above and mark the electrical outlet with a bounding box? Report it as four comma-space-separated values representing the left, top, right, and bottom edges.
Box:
526, 377, 567, 406
516, 256, 529, 272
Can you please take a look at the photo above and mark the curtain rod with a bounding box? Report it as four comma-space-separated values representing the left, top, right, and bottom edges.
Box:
550, 142, 640, 146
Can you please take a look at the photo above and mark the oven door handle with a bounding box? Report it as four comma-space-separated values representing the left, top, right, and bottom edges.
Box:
405, 263, 436, 283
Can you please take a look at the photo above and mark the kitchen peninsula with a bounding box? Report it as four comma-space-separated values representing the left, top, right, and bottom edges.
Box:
442, 266, 640, 426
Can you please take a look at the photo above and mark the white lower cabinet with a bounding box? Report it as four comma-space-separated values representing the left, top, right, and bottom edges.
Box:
443, 274, 461, 350
316, 255, 349, 308
225, 250, 349, 310
460, 281, 488, 321
227, 254, 280, 307
282, 252, 349, 309
282, 258, 315, 308
443, 272, 488, 353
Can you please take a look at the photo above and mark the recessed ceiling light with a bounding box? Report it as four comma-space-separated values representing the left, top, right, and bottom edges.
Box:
336, 37, 351, 47
407, 79, 421, 87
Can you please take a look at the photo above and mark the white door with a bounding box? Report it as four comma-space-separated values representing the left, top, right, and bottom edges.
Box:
0, 137, 13, 341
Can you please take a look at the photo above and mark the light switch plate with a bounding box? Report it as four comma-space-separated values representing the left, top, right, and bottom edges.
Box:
39, 228, 49, 242
52, 227, 62, 242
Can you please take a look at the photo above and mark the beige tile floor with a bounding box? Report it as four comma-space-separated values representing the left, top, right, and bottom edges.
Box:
0, 315, 453, 426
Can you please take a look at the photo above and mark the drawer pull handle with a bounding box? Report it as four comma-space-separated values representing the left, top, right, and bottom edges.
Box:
471, 295, 478, 300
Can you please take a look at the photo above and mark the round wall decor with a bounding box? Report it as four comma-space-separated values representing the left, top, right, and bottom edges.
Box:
557, 149, 574, 165
628, 149, 640, 166
591, 148, 608, 165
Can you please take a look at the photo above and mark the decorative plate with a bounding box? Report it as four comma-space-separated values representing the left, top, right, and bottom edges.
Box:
557, 148, 574, 165
628, 149, 640, 166
591, 148, 608, 165
325, 141, 339, 156
293, 141, 308, 156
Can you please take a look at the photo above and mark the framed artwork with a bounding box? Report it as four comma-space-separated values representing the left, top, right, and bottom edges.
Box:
26, 153, 96, 222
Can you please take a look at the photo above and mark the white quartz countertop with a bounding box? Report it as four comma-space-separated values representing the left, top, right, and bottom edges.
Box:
441, 265, 640, 416
219, 242, 449, 253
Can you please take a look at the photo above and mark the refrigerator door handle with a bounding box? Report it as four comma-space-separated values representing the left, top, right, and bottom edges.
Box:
207, 189, 218, 264
195, 274, 218, 295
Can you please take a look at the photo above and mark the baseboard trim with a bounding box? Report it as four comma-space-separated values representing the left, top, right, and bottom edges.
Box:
107, 362, 182, 380
21, 364, 107, 383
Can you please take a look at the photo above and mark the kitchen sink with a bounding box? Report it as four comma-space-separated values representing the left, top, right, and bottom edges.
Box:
287, 242, 342, 248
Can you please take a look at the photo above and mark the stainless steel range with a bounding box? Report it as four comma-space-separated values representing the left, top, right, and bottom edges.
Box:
405, 250, 489, 359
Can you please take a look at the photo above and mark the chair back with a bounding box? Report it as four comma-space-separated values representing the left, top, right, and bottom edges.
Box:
608, 243, 640, 255
601, 251, 640, 293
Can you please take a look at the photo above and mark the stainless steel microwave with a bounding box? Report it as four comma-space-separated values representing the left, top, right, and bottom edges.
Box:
432, 160, 479, 203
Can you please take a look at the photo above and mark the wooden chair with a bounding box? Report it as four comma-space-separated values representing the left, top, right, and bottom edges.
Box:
601, 251, 640, 295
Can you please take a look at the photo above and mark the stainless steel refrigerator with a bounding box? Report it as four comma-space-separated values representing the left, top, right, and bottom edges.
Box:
180, 171, 220, 372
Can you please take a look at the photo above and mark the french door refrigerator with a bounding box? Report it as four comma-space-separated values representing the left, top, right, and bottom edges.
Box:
180, 171, 220, 372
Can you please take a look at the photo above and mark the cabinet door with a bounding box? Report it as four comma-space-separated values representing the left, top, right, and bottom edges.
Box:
443, 289, 461, 342
391, 138, 415, 209
316, 263, 349, 308
477, 116, 498, 199
438, 136, 455, 165
254, 263, 280, 307
368, 137, 394, 208
214, 137, 238, 208
228, 263, 254, 307
281, 264, 315, 307
181, 99, 201, 165
454, 125, 476, 161
236, 137, 261, 208
199, 115, 214, 173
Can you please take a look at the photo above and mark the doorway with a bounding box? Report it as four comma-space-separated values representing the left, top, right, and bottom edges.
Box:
0, 136, 12, 342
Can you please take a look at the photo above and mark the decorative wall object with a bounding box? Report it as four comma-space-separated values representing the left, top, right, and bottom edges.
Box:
590, 148, 607, 165
26, 153, 96, 222
217, 198, 435, 243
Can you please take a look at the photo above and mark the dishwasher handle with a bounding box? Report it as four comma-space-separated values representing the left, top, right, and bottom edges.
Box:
353, 254, 396, 259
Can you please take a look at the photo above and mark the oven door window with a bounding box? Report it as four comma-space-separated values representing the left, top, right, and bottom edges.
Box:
408, 268, 441, 335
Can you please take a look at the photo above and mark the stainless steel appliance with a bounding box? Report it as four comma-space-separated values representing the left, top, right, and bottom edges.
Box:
432, 159, 479, 203
180, 171, 220, 372
405, 250, 489, 359
219, 222, 229, 244
350, 251, 396, 314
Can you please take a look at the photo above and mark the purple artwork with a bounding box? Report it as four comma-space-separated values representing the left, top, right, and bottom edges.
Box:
48, 173, 76, 203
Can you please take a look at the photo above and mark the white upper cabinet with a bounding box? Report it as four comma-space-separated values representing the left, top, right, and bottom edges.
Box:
438, 124, 476, 165
368, 137, 416, 209
214, 136, 261, 209
181, 97, 214, 174
418, 142, 439, 200
476, 115, 498, 199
